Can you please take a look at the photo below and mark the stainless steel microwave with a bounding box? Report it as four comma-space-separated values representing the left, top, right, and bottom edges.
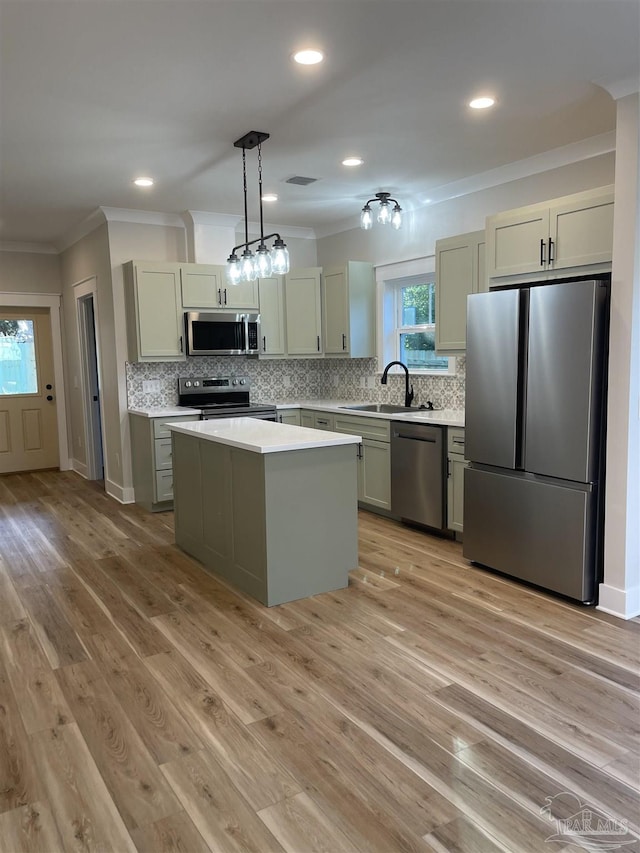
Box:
185, 312, 261, 356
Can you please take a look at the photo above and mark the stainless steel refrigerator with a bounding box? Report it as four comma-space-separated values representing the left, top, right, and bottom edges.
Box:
463, 276, 610, 603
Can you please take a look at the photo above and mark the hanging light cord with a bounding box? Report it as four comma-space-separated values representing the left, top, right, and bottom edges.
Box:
242, 146, 249, 248
258, 143, 265, 247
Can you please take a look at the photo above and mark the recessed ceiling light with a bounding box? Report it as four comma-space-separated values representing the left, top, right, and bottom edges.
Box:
342, 157, 363, 167
134, 176, 154, 187
293, 49, 324, 66
469, 96, 495, 110
262, 193, 278, 202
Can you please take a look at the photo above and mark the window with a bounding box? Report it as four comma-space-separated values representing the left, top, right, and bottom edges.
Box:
0, 319, 38, 395
378, 262, 455, 374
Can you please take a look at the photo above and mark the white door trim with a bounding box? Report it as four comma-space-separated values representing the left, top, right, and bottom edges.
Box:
0, 292, 70, 470
74, 277, 106, 481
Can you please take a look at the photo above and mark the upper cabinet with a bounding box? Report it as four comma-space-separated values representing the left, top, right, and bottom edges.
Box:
258, 275, 286, 356
124, 261, 185, 362
322, 261, 376, 358
284, 268, 323, 356
435, 230, 486, 353
181, 264, 259, 311
486, 186, 614, 283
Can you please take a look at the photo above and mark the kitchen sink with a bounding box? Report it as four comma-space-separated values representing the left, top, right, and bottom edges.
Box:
339, 403, 414, 414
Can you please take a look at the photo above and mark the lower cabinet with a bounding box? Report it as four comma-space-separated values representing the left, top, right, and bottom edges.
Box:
447, 427, 468, 534
332, 413, 391, 511
277, 408, 301, 425
129, 413, 199, 511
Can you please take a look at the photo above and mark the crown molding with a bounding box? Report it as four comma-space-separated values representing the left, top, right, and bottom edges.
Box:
56, 207, 107, 252
315, 131, 616, 239
597, 75, 640, 100
245, 220, 316, 240
0, 241, 58, 254
184, 210, 241, 228
100, 207, 186, 228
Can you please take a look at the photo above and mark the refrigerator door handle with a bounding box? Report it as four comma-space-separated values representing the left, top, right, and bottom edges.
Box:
515, 288, 529, 469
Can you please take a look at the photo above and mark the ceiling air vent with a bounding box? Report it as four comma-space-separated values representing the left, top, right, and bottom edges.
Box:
285, 175, 318, 186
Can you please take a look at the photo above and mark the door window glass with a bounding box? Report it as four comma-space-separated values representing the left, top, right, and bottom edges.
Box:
0, 319, 38, 395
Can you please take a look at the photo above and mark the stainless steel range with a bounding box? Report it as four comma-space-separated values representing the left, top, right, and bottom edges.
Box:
177, 376, 277, 421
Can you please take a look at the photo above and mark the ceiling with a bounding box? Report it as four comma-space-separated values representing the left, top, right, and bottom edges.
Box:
1, 0, 638, 249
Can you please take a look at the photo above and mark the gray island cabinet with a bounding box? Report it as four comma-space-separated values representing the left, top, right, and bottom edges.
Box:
168, 418, 361, 606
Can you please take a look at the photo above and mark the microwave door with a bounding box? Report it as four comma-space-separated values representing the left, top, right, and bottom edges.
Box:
187, 313, 247, 355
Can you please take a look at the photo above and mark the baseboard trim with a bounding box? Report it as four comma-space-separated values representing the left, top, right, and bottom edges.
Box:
597, 582, 640, 620
72, 459, 88, 478
105, 479, 135, 504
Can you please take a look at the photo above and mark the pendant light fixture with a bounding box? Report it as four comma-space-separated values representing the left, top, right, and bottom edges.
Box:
226, 131, 290, 285
360, 191, 402, 231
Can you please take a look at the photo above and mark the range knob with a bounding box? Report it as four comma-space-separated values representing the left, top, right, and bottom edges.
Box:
239, 379, 246, 385
194, 381, 200, 387
185, 381, 192, 388
232, 379, 238, 386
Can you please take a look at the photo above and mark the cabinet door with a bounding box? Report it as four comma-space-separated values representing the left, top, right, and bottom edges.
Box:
223, 280, 260, 310
323, 267, 349, 354
447, 455, 468, 532
486, 206, 550, 278
278, 410, 300, 425
550, 191, 614, 271
361, 438, 391, 510
300, 411, 315, 428
258, 276, 285, 355
134, 263, 184, 360
181, 264, 225, 309
435, 237, 473, 352
284, 268, 323, 355
475, 239, 487, 293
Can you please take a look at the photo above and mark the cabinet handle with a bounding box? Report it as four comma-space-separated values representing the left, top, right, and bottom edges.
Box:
218, 288, 222, 305
223, 289, 227, 305
540, 238, 546, 266
358, 443, 363, 460
447, 458, 451, 477
263, 335, 266, 352
342, 333, 346, 350
278, 415, 283, 423
179, 335, 183, 353
548, 237, 554, 264
317, 335, 320, 352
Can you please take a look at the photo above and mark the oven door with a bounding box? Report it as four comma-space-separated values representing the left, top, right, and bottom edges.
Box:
185, 312, 259, 356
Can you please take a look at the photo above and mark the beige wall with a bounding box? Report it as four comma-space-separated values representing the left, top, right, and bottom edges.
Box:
317, 153, 616, 266
0, 251, 62, 294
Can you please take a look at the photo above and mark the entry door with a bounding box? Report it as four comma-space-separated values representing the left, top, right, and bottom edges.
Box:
0, 307, 59, 473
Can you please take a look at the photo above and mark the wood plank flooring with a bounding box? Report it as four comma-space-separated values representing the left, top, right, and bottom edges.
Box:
0, 470, 638, 853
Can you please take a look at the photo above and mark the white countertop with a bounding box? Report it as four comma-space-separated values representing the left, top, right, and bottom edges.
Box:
129, 406, 201, 418
167, 417, 362, 454
128, 401, 465, 428
270, 400, 465, 428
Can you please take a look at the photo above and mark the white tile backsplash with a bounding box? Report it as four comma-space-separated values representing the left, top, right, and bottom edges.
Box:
126, 356, 465, 410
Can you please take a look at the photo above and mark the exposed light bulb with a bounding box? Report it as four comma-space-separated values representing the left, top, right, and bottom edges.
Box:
360, 205, 373, 230
271, 239, 290, 275
391, 204, 402, 230
377, 200, 391, 225
254, 244, 273, 278
226, 253, 242, 285
241, 250, 257, 282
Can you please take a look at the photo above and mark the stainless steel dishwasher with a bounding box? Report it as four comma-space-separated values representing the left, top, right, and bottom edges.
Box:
391, 421, 445, 530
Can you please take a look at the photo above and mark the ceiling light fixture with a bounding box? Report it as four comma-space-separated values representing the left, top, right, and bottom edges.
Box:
342, 157, 363, 167
293, 49, 324, 65
134, 176, 154, 187
469, 96, 495, 109
360, 192, 402, 231
226, 131, 290, 286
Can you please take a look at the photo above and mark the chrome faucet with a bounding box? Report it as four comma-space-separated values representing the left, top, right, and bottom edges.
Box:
381, 361, 414, 408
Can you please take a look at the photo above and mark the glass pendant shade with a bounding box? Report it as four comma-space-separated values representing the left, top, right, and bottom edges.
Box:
391, 204, 402, 230
226, 253, 242, 285
360, 205, 373, 230
241, 250, 257, 281
271, 238, 290, 275
254, 244, 273, 278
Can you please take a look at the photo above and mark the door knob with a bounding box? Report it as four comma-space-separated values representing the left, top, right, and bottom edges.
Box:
46, 395, 54, 401
46, 383, 52, 390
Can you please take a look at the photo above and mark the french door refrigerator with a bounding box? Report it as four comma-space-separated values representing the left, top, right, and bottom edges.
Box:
463, 275, 610, 603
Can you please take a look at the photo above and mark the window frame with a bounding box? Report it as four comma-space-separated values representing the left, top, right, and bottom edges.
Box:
376, 258, 456, 376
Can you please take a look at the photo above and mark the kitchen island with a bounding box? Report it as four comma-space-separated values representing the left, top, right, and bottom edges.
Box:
167, 418, 361, 606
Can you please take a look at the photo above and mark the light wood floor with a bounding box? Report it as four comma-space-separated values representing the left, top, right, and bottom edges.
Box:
0, 471, 638, 853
